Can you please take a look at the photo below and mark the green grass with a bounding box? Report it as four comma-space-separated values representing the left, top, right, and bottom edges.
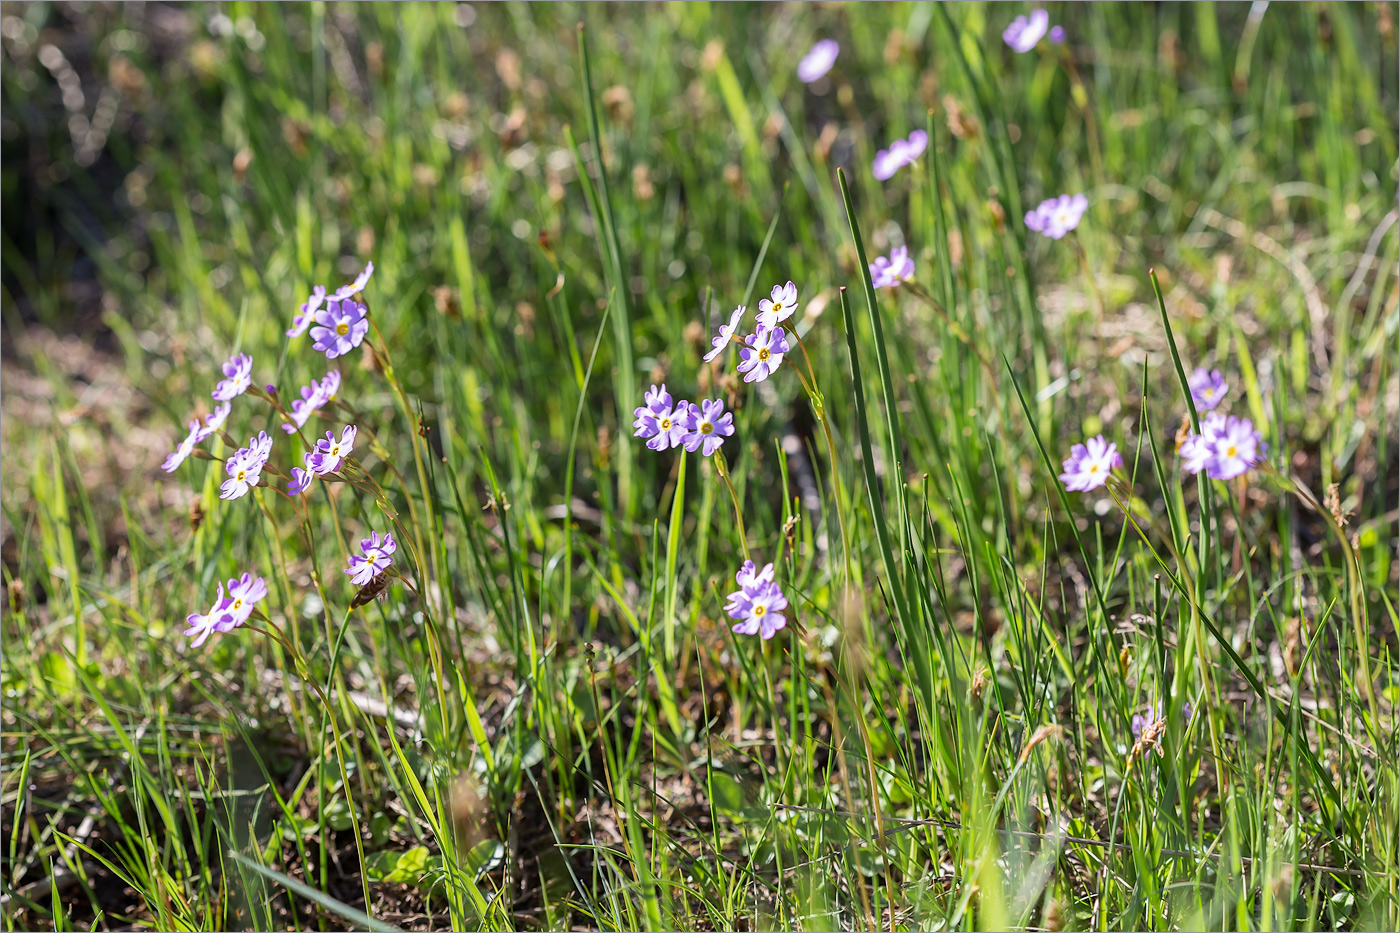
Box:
2, 2, 1398, 930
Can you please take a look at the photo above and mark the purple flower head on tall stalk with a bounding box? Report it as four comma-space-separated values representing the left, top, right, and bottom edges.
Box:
346, 531, 396, 586
738, 325, 790, 383
212, 352, 254, 401
1059, 434, 1122, 492
1003, 10, 1050, 52
680, 398, 734, 457
703, 306, 746, 362
287, 285, 327, 338
162, 419, 204, 473
872, 130, 929, 181
1179, 412, 1265, 480
281, 369, 341, 434
796, 39, 839, 83
633, 386, 688, 452
198, 401, 232, 441
333, 261, 375, 301
1187, 367, 1229, 411
183, 571, 267, 647
727, 578, 789, 640
308, 425, 357, 475
869, 246, 916, 289
757, 282, 799, 328
310, 298, 370, 359
1025, 193, 1089, 239
1049, 25, 1067, 43
219, 431, 273, 500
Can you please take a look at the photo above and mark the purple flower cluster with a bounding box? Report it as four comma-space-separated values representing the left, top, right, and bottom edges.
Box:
869, 246, 915, 289
162, 402, 232, 473
1059, 435, 1122, 492
1025, 193, 1088, 239
872, 129, 928, 181
632, 385, 735, 457
287, 263, 375, 360
346, 530, 396, 586
287, 424, 358, 495
1179, 412, 1265, 480
796, 39, 839, 83
212, 352, 254, 401
220, 431, 274, 500
1003, 10, 1066, 53
725, 560, 789, 640
183, 571, 268, 647
282, 370, 341, 434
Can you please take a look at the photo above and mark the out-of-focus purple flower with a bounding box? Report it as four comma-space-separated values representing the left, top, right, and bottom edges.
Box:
680, 398, 734, 457
183, 571, 267, 646
756, 282, 799, 328
703, 306, 746, 362
310, 299, 370, 359
319, 369, 342, 402
1003, 10, 1050, 52
727, 578, 789, 640
872, 130, 929, 181
346, 530, 396, 586
633, 388, 688, 452
1059, 434, 1122, 492
281, 369, 341, 434
1049, 25, 1067, 43
869, 245, 916, 289
1179, 412, 1265, 480
333, 261, 375, 301
287, 285, 327, 338
1187, 368, 1229, 411
220, 431, 273, 500
1025, 193, 1089, 239
796, 39, 839, 83
1132, 700, 1192, 737
212, 352, 254, 401
738, 325, 790, 383
308, 425, 357, 475
198, 401, 232, 441
162, 419, 204, 473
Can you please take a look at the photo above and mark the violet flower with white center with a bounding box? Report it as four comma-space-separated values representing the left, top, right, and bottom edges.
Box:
728, 579, 789, 640
219, 431, 273, 500
869, 245, 916, 289
183, 571, 267, 647
333, 261, 375, 300
345, 531, 396, 586
1206, 415, 1265, 480
680, 398, 734, 457
1025, 193, 1089, 239
1058, 434, 1123, 492
1187, 367, 1229, 411
633, 396, 687, 452
703, 307, 746, 362
211, 352, 254, 401
738, 325, 790, 383
198, 401, 232, 441
286, 285, 327, 338
183, 583, 231, 647
310, 298, 370, 359
756, 282, 799, 328
872, 129, 929, 181
796, 39, 839, 83
1003, 10, 1050, 52
224, 572, 268, 624
162, 419, 204, 473
308, 425, 357, 475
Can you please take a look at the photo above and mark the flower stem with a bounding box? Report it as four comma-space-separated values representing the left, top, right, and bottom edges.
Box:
714, 450, 751, 562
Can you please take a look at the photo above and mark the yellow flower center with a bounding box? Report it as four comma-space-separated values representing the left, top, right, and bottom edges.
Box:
330, 444, 342, 457
1226, 445, 1237, 457
232, 598, 243, 611
235, 468, 247, 482
753, 604, 766, 617
700, 422, 713, 435
771, 300, 785, 315
758, 347, 770, 361
1088, 464, 1099, 473
336, 322, 350, 336
659, 417, 672, 430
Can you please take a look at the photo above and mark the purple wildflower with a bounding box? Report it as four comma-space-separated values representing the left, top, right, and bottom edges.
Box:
872, 129, 929, 181
1025, 193, 1089, 239
212, 352, 254, 402
287, 285, 327, 338
869, 246, 916, 289
1132, 700, 1192, 737
728, 579, 789, 640
162, 419, 204, 473
1059, 434, 1123, 492
287, 465, 314, 496
183, 572, 267, 647
680, 398, 734, 457
727, 561, 775, 613
183, 583, 232, 647
281, 369, 341, 434
1178, 432, 1214, 476
703, 306, 746, 362
219, 431, 273, 500
1003, 10, 1050, 52
1187, 367, 1229, 412
225, 572, 268, 622
756, 281, 799, 328
796, 39, 839, 83
333, 261, 375, 301
633, 389, 688, 452
308, 425, 357, 475
319, 369, 342, 402
738, 325, 790, 383
1179, 412, 1266, 480
198, 401, 232, 441
1049, 25, 1067, 43
345, 531, 396, 586
310, 298, 370, 359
